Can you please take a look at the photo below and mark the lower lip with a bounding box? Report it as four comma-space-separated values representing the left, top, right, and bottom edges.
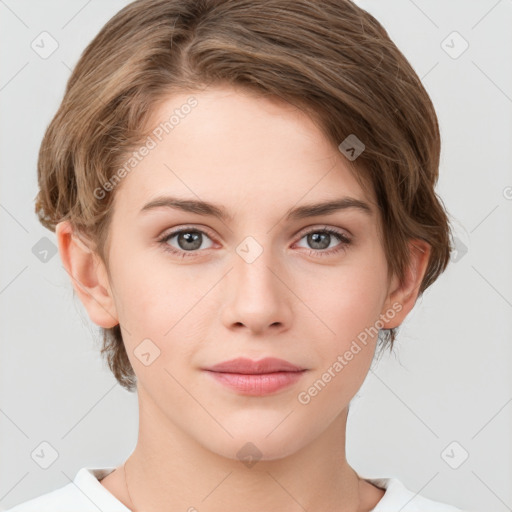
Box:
204, 370, 306, 395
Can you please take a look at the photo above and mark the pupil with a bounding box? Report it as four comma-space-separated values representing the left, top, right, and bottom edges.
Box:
179, 232, 201, 250
309, 233, 329, 250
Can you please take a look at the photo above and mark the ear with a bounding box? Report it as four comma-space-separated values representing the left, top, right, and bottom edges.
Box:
380, 239, 431, 329
55, 221, 119, 328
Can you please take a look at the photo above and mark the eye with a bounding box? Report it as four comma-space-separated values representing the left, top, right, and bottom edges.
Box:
295, 227, 351, 257
157, 227, 214, 258
157, 225, 352, 259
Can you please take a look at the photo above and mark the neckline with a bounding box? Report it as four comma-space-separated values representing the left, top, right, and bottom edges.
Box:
82, 467, 396, 511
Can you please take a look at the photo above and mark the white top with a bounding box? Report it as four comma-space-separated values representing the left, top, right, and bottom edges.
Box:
5, 467, 467, 512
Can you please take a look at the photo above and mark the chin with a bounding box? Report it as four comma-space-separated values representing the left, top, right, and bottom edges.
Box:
198, 424, 311, 464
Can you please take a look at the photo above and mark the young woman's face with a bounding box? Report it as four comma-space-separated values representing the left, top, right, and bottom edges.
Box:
104, 85, 398, 459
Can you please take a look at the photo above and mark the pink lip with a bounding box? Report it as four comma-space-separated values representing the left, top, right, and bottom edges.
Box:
205, 357, 304, 373
203, 357, 306, 396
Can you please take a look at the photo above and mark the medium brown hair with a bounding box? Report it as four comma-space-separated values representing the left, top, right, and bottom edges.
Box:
35, 0, 454, 392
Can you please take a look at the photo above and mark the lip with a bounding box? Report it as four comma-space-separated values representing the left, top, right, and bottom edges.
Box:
205, 357, 304, 374
203, 357, 307, 396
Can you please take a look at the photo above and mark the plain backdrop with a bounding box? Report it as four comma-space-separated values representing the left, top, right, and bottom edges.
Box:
1, 1, 511, 511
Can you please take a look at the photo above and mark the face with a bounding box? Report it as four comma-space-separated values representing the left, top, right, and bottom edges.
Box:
100, 85, 398, 460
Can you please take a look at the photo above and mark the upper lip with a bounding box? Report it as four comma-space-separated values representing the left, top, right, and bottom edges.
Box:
204, 357, 304, 374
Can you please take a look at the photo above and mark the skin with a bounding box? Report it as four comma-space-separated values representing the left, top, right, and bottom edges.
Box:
57, 85, 430, 512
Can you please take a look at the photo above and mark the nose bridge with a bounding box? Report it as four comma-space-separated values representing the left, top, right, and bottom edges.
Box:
233, 234, 281, 296
221, 233, 291, 332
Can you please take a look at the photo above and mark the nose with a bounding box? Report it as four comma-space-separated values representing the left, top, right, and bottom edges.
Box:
220, 239, 293, 336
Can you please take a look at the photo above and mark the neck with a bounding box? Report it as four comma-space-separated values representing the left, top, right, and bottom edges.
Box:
121, 388, 372, 512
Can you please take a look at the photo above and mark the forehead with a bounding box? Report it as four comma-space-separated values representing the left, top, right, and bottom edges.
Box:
112, 85, 377, 217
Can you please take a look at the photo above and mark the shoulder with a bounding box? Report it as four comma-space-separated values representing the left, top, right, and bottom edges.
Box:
4, 468, 129, 512
366, 477, 468, 512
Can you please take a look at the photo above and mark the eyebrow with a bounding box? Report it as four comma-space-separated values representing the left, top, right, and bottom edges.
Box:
140, 195, 373, 221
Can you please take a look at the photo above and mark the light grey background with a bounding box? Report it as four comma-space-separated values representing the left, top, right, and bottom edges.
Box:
0, 1, 511, 511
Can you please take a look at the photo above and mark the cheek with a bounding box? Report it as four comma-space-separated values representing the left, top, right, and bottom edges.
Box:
305, 258, 388, 346
106, 250, 176, 348
296, 251, 388, 402
108, 252, 210, 359
295, 270, 386, 419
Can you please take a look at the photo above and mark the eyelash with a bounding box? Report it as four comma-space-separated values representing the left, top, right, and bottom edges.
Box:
157, 226, 352, 259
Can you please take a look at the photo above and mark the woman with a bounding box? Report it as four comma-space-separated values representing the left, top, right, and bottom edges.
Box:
7, 0, 465, 510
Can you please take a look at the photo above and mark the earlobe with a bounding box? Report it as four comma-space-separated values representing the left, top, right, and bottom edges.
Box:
56, 221, 119, 329
380, 239, 431, 329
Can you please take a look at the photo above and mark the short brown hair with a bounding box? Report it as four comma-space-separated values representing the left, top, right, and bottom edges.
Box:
35, 0, 454, 392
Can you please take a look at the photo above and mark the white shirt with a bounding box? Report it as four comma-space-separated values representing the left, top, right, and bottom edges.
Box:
5, 467, 467, 512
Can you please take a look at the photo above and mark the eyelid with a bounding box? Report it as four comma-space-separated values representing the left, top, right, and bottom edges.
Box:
158, 224, 217, 240
296, 224, 351, 239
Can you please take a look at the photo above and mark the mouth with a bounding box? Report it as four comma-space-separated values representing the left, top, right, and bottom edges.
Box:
202, 357, 307, 396
204, 356, 305, 374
